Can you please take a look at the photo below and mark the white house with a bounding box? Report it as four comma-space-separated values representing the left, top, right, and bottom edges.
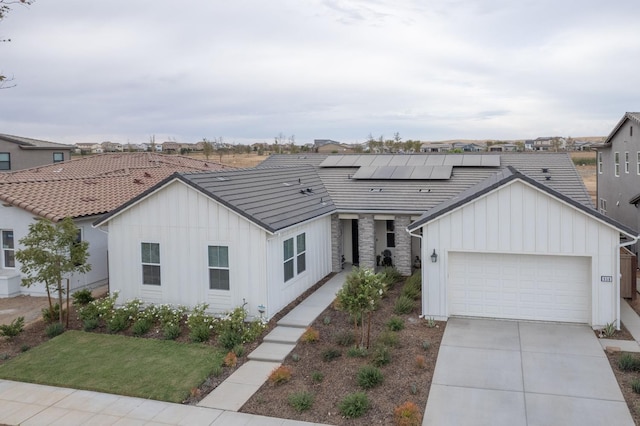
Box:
0, 153, 229, 297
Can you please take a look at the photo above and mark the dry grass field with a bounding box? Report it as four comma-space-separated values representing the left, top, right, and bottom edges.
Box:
570, 151, 597, 205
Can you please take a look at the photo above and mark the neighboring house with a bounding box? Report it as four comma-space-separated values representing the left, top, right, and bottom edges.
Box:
595, 112, 640, 254
316, 143, 354, 154
101, 142, 123, 152
0, 134, 72, 172
420, 143, 452, 153
93, 152, 634, 329
459, 143, 484, 152
0, 153, 229, 297
75, 143, 104, 154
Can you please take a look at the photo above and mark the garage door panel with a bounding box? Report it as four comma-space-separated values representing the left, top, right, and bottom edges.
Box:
448, 252, 590, 323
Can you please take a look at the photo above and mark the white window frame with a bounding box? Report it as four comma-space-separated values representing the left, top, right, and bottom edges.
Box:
637, 152, 640, 175
598, 152, 603, 174
1, 229, 15, 268
599, 198, 607, 215
141, 242, 161, 286
208, 245, 230, 291
614, 152, 620, 177
0, 153, 10, 171
284, 232, 306, 282
625, 152, 630, 173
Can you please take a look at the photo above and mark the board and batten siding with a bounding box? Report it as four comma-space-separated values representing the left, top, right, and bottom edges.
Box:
418, 180, 621, 328
106, 180, 269, 317
265, 217, 332, 318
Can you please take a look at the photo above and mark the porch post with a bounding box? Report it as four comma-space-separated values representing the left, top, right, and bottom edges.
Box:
394, 215, 412, 276
358, 214, 375, 270
331, 214, 342, 273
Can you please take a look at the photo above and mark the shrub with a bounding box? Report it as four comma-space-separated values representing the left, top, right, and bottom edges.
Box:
380, 266, 402, 289
213, 305, 268, 350
163, 323, 181, 340
189, 324, 211, 343
71, 289, 94, 306
224, 351, 237, 367
371, 345, 391, 367
301, 327, 319, 343
425, 317, 437, 328
402, 273, 422, 300
422, 340, 431, 351
347, 346, 368, 358
106, 311, 129, 334
288, 391, 314, 412
323, 315, 332, 325
233, 344, 245, 357
42, 304, 66, 324
357, 365, 383, 389
322, 348, 342, 362
339, 392, 370, 418
618, 353, 640, 371
0, 316, 25, 339
82, 318, 99, 331
394, 401, 421, 426
20, 345, 30, 352
45, 322, 65, 338
387, 316, 404, 331
269, 365, 292, 385
311, 371, 324, 382
377, 330, 399, 348
211, 364, 223, 377
131, 318, 152, 337
334, 330, 355, 347
394, 296, 415, 315
291, 353, 300, 362
415, 355, 427, 369
632, 379, 640, 394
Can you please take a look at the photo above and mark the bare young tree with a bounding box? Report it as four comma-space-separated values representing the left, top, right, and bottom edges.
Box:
1, 0, 35, 89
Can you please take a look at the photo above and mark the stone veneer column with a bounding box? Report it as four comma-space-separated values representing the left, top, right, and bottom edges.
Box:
331, 214, 342, 273
358, 214, 375, 271
394, 215, 412, 276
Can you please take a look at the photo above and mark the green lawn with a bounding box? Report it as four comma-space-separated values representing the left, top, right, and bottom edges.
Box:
0, 331, 224, 402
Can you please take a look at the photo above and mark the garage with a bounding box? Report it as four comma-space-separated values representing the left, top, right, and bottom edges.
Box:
448, 252, 591, 323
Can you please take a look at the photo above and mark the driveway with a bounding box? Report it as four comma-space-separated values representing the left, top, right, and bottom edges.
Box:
423, 318, 634, 426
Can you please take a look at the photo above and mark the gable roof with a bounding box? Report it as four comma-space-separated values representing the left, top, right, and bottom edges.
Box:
407, 166, 637, 237
0, 134, 72, 150
0, 153, 230, 221
259, 152, 593, 211
94, 165, 335, 234
600, 112, 640, 147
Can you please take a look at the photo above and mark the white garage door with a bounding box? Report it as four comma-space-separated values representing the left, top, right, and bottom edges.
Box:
448, 252, 591, 323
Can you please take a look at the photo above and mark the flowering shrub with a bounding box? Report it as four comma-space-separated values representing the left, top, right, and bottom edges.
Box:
187, 303, 216, 343
268, 365, 292, 385
301, 327, 319, 343
215, 306, 268, 350
393, 401, 421, 426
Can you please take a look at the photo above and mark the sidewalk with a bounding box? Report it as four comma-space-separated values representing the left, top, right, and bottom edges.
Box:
598, 299, 640, 353
0, 273, 347, 425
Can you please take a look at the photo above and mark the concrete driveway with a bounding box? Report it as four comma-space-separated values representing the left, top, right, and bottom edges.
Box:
423, 318, 634, 426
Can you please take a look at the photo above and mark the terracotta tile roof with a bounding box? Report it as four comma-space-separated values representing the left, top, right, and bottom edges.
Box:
0, 153, 231, 221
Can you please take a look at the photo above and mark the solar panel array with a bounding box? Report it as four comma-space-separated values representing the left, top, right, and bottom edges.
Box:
351, 165, 453, 180
319, 154, 500, 168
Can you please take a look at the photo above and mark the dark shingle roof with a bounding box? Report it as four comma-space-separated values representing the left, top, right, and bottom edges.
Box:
95, 165, 335, 233
407, 166, 637, 237
0, 134, 72, 149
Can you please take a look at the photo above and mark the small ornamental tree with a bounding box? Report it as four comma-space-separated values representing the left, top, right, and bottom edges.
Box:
15, 217, 91, 325
335, 267, 385, 348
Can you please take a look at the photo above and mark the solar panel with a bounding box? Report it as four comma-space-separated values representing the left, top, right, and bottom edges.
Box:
409, 166, 434, 179
336, 156, 360, 167
388, 156, 410, 166
462, 155, 483, 166
406, 155, 429, 166
425, 156, 445, 166
351, 166, 376, 179
442, 156, 463, 166
390, 166, 413, 179
430, 165, 453, 179
371, 166, 395, 179
319, 156, 342, 167
371, 156, 393, 166
481, 155, 501, 166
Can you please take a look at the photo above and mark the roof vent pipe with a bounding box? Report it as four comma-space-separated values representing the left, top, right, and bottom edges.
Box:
542, 168, 549, 173
545, 176, 551, 181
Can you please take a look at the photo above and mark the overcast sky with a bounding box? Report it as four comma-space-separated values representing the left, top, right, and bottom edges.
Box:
1, 0, 639, 146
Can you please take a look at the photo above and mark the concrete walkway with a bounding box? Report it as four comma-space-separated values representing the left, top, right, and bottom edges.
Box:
423, 318, 634, 426
198, 270, 347, 411
598, 300, 640, 353
0, 274, 347, 426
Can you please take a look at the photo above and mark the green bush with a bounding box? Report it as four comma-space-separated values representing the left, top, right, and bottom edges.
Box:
339, 392, 370, 418
212, 305, 268, 349
233, 344, 245, 357
347, 347, 368, 358
357, 365, 383, 389
45, 322, 65, 338
311, 371, 324, 382
371, 345, 391, 367
0, 316, 25, 339
394, 295, 415, 315
632, 379, 640, 394
386, 316, 404, 331
163, 323, 181, 340
322, 348, 342, 362
334, 330, 355, 346
618, 353, 640, 371
377, 330, 399, 348
71, 289, 94, 306
82, 318, 99, 331
106, 310, 130, 333
380, 267, 402, 289
288, 391, 315, 412
189, 324, 212, 343
401, 273, 422, 300
42, 304, 66, 324
131, 318, 153, 337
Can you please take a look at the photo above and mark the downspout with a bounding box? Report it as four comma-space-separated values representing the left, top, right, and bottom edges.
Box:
617, 235, 640, 329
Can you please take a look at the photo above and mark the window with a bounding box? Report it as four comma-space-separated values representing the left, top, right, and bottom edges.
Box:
1, 230, 14, 268
208, 246, 229, 290
0, 153, 10, 170
632, 126, 634, 137
53, 152, 64, 163
296, 234, 306, 274
599, 199, 607, 215
614, 152, 620, 177
284, 233, 306, 282
625, 152, 630, 173
637, 152, 640, 175
141, 242, 161, 285
598, 152, 603, 174
386, 220, 396, 247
